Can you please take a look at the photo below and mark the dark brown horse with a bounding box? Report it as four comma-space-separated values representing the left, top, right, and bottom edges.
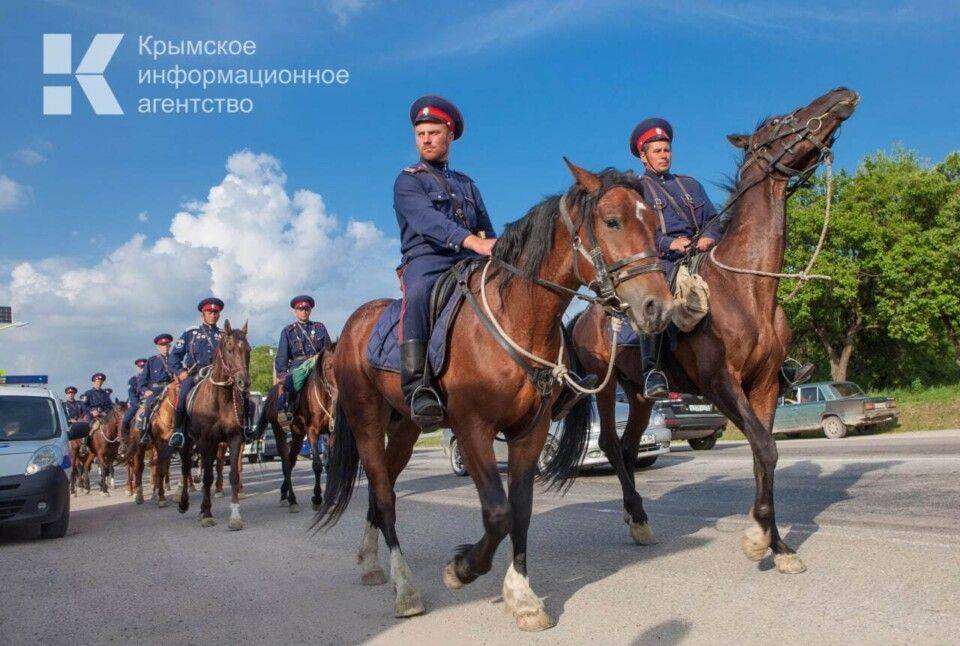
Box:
313, 162, 672, 630
256, 344, 337, 512
567, 87, 859, 573
71, 403, 126, 496
175, 320, 252, 530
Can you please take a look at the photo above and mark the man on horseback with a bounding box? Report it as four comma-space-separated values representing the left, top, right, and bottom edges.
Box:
120, 358, 147, 442
629, 117, 813, 393
167, 298, 224, 449
136, 333, 175, 446
394, 94, 497, 427
79, 373, 112, 454
63, 386, 87, 424
274, 294, 330, 427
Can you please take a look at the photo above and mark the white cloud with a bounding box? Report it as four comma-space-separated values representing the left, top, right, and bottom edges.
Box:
0, 175, 32, 211
137, 211, 148, 222
327, 0, 371, 25
11, 141, 52, 166
0, 150, 399, 391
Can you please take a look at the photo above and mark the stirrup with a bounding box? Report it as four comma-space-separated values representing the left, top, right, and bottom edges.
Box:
410, 385, 444, 429
139, 431, 152, 447
169, 431, 185, 449
642, 370, 670, 400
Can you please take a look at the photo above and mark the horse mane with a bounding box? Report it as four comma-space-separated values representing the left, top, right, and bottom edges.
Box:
491, 168, 644, 296
719, 115, 775, 221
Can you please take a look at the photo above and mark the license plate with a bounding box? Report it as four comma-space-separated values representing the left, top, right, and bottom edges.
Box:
688, 404, 712, 412
640, 434, 655, 445
874, 402, 886, 409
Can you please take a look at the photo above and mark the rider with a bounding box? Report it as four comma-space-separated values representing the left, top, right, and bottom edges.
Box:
136, 333, 175, 446
63, 386, 87, 424
167, 297, 224, 450
120, 358, 147, 441
394, 94, 497, 428
629, 117, 814, 393
274, 295, 330, 425
79, 373, 112, 453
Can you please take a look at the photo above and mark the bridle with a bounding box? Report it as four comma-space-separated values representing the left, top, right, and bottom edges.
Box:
207, 336, 251, 429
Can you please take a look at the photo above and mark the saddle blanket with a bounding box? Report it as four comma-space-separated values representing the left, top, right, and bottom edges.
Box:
616, 320, 642, 347
292, 355, 318, 391
366, 295, 462, 374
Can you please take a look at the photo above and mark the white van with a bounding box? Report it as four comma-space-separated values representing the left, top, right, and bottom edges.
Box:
0, 378, 88, 539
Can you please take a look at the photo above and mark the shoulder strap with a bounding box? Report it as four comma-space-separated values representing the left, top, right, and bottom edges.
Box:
643, 176, 699, 233
418, 163, 471, 230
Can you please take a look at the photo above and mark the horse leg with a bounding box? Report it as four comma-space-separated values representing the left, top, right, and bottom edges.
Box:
310, 430, 324, 511
503, 427, 555, 631
358, 420, 417, 587
214, 444, 225, 497
156, 451, 169, 508
228, 434, 244, 530
99, 453, 110, 496
443, 421, 511, 592
83, 454, 94, 493
199, 440, 216, 526
134, 448, 145, 505
177, 440, 193, 514
275, 419, 293, 504
285, 431, 306, 511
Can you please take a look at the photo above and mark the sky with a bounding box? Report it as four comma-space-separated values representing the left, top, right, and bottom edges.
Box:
1, 0, 959, 392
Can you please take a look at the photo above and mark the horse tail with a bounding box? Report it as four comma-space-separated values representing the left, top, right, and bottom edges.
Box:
310, 401, 359, 531
539, 311, 592, 493
254, 394, 271, 439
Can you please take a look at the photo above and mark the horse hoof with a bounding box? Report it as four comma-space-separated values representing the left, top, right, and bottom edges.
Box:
360, 567, 388, 586
200, 517, 217, 527
228, 518, 244, 531
774, 553, 807, 574
189, 484, 197, 492
629, 521, 658, 546
394, 591, 425, 618
125, 490, 133, 497
515, 609, 556, 632
157, 499, 169, 508
312, 502, 321, 512
442, 561, 465, 591
100, 491, 110, 497
288, 503, 300, 514
134, 494, 144, 505
741, 526, 772, 562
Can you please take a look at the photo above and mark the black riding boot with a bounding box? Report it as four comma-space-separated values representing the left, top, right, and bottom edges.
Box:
138, 413, 152, 447
400, 339, 444, 429
169, 409, 186, 449
640, 335, 669, 400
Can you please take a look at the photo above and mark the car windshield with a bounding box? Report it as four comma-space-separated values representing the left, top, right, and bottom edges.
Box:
832, 382, 864, 398
0, 396, 61, 442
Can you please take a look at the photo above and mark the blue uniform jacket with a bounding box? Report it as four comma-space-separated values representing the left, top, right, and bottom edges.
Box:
275, 321, 330, 376
138, 354, 174, 391
168, 323, 222, 374
127, 374, 142, 405
63, 399, 87, 422
393, 160, 495, 262
639, 169, 723, 262
81, 387, 113, 414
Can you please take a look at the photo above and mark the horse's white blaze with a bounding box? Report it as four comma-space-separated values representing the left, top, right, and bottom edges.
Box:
230, 502, 241, 522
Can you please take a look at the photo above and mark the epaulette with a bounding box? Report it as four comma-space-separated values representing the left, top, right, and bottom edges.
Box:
402, 163, 426, 174
451, 169, 474, 182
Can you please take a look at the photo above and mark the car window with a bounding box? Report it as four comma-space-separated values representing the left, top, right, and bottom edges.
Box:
831, 382, 864, 398
799, 386, 820, 404
0, 396, 61, 441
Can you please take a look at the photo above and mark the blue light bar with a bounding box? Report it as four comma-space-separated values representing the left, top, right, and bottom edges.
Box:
0, 375, 49, 384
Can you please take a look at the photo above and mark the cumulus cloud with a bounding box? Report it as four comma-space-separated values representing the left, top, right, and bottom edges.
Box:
137, 211, 148, 222
0, 175, 32, 211
327, 0, 371, 25
11, 141, 52, 166
0, 150, 399, 391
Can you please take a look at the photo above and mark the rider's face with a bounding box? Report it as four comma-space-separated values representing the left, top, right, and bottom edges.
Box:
415, 122, 453, 162
93, 378, 104, 388
202, 310, 220, 326
157, 344, 169, 356
294, 306, 312, 323
640, 141, 672, 174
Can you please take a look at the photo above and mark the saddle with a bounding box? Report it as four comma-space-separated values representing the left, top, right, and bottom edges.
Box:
185, 367, 211, 417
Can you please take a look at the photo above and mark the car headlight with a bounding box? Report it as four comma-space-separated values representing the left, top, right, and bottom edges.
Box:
26, 445, 62, 475
650, 412, 665, 427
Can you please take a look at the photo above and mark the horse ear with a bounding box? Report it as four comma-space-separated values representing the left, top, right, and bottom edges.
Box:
242, 320, 248, 335
224, 319, 232, 334
727, 134, 750, 149
563, 157, 602, 193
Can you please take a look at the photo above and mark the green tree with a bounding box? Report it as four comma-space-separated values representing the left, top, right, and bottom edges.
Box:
250, 345, 277, 394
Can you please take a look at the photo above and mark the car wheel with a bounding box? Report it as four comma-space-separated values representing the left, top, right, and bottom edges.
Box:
821, 416, 847, 439
635, 455, 658, 469
40, 499, 70, 539
449, 438, 468, 477
247, 454, 259, 464
688, 435, 717, 450
537, 438, 558, 474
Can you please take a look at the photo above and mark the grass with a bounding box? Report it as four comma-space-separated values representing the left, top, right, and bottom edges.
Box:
717, 383, 960, 442
414, 430, 442, 449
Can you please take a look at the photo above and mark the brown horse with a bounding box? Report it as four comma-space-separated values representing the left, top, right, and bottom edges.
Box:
175, 320, 252, 530
125, 384, 178, 506
567, 87, 859, 573
313, 162, 672, 630
256, 344, 337, 512
72, 403, 127, 496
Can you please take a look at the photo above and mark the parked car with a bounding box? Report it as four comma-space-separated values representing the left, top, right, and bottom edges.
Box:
440, 397, 671, 476
0, 376, 88, 539
773, 381, 898, 439
243, 391, 266, 463
618, 391, 726, 450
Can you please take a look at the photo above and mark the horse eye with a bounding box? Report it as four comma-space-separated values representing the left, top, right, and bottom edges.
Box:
604, 217, 621, 229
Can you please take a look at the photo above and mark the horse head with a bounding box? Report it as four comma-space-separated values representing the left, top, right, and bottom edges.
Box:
727, 87, 859, 182
563, 160, 673, 334
218, 319, 251, 392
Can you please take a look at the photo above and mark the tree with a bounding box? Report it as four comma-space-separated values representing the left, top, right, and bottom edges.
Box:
250, 345, 277, 394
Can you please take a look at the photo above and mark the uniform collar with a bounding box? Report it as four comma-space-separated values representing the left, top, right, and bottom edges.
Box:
422, 158, 449, 173
199, 322, 220, 333
644, 168, 674, 182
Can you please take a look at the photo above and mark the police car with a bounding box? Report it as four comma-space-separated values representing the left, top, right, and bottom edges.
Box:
0, 376, 87, 539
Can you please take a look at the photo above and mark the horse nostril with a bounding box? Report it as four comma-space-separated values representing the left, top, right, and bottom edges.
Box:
643, 297, 660, 321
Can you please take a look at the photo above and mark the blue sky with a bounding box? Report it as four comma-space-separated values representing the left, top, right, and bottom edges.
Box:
1, 0, 959, 389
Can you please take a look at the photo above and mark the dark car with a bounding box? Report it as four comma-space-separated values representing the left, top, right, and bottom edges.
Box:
618, 390, 727, 450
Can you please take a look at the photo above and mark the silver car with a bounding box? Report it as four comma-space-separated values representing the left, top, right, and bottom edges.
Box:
441, 398, 671, 476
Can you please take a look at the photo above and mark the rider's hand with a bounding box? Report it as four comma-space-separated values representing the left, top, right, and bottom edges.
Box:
669, 236, 691, 252
178, 371, 189, 382
143, 390, 153, 397
273, 376, 282, 386
696, 237, 716, 252
463, 235, 497, 257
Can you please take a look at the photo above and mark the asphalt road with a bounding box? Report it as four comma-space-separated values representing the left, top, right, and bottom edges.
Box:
2, 430, 958, 645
